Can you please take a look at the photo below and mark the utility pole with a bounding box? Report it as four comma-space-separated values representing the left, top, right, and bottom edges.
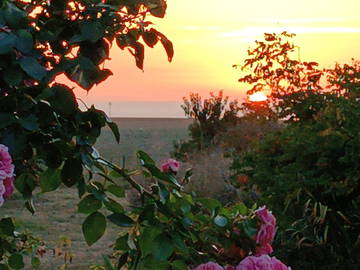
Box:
108, 102, 112, 117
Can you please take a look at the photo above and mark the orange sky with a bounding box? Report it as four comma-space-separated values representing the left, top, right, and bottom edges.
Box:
63, 0, 360, 116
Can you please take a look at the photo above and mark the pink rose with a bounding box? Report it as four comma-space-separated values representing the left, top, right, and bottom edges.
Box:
255, 206, 276, 249
236, 255, 272, 270
194, 262, 224, 270
0, 181, 5, 206
161, 159, 180, 173
3, 176, 15, 199
236, 255, 290, 270
255, 243, 273, 256
0, 144, 14, 180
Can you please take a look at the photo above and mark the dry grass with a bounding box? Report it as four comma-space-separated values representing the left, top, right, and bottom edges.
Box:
1, 118, 191, 269
183, 146, 239, 204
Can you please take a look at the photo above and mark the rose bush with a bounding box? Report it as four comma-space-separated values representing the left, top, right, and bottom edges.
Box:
0, 144, 15, 206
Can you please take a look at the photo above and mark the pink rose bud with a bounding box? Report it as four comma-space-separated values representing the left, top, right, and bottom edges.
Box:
160, 159, 180, 173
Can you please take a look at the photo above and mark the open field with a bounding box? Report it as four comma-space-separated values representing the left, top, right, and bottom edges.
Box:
1, 118, 192, 269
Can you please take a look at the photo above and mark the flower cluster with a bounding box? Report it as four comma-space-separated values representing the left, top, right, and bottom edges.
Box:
0, 144, 15, 206
195, 256, 290, 270
160, 159, 180, 173
194, 206, 290, 270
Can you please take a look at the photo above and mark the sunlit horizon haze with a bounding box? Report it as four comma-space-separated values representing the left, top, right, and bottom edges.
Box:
62, 0, 360, 117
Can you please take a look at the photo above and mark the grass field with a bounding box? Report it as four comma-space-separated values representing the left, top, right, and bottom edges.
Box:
1, 118, 192, 269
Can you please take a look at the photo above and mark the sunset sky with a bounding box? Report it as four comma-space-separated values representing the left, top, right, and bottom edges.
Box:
67, 0, 360, 117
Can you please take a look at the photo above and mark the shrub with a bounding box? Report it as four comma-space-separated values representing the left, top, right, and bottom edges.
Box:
231, 32, 360, 269
172, 91, 240, 160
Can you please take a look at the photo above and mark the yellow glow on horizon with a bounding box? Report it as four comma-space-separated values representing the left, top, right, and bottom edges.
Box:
68, 0, 360, 107
249, 92, 267, 102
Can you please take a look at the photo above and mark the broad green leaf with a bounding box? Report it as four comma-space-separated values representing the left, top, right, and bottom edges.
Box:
18, 114, 39, 131
152, 235, 174, 261
49, 84, 77, 116
242, 219, 258, 238
0, 218, 15, 236
8, 253, 24, 270
78, 194, 102, 214
4, 2, 26, 28
3, 65, 23, 86
103, 255, 114, 270
138, 227, 162, 257
15, 29, 33, 53
80, 21, 104, 43
61, 158, 83, 187
40, 168, 61, 192
137, 150, 155, 165
107, 213, 134, 227
107, 184, 125, 198
172, 260, 188, 270
0, 113, 16, 129
0, 264, 9, 270
107, 121, 120, 143
19, 57, 47, 81
82, 212, 107, 246
104, 198, 124, 214
31, 257, 40, 269
0, 32, 17, 54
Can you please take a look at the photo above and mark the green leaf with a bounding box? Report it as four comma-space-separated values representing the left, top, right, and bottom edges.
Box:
4, 2, 27, 28
61, 158, 83, 187
3, 65, 23, 86
0, 113, 16, 129
171, 260, 188, 270
0, 264, 9, 270
80, 21, 104, 43
49, 84, 78, 116
19, 57, 47, 81
150, 28, 173, 62
82, 212, 107, 246
107, 213, 134, 227
137, 150, 155, 165
198, 198, 221, 211
104, 198, 124, 213
152, 235, 174, 261
78, 194, 102, 214
25, 198, 36, 214
242, 219, 258, 238
107, 121, 120, 143
0, 218, 15, 236
0, 32, 17, 54
31, 257, 41, 269
15, 29, 33, 53
40, 168, 61, 192
18, 114, 39, 131
214, 215, 228, 227
8, 253, 24, 270
103, 255, 114, 270
138, 227, 162, 257
147, 0, 167, 18
107, 184, 125, 198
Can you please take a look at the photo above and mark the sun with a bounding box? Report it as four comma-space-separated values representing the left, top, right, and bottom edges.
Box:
249, 92, 267, 102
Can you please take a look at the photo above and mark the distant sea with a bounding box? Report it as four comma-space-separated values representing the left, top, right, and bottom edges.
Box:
80, 101, 186, 118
